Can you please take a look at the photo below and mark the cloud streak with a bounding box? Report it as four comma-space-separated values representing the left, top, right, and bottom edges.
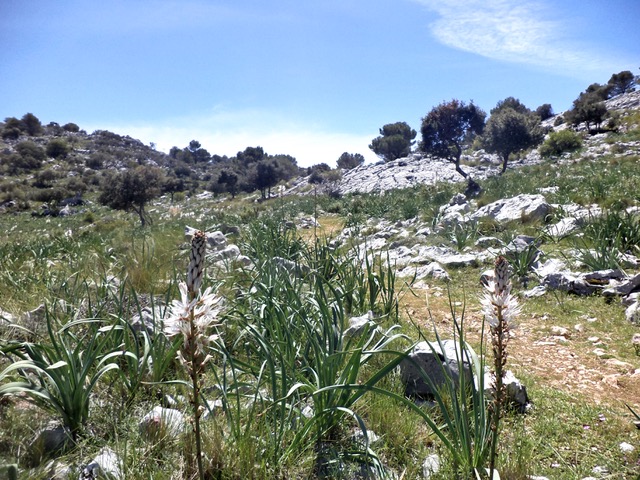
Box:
87, 107, 378, 168
412, 0, 623, 78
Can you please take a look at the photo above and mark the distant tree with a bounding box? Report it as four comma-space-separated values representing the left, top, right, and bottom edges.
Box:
567, 91, 608, 133
253, 160, 279, 199
2, 117, 23, 140
369, 122, 416, 162
98, 166, 164, 226
535, 104, 554, 121
62, 122, 80, 133
481, 107, 544, 174
607, 70, 636, 97
218, 170, 239, 198
21, 113, 43, 136
585, 82, 612, 101
490, 97, 531, 116
337, 152, 365, 170
187, 140, 211, 163
46, 139, 71, 159
419, 99, 486, 178
162, 175, 185, 202
237, 146, 266, 166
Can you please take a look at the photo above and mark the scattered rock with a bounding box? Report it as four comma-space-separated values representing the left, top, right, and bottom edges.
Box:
626, 302, 640, 324
471, 194, 551, 224
273, 256, 311, 277
619, 441, 635, 453
344, 311, 377, 338
422, 453, 441, 479
79, 447, 124, 480
484, 369, 531, 413
550, 326, 570, 338
139, 407, 185, 439
28, 422, 72, 466
210, 244, 241, 262
400, 340, 472, 398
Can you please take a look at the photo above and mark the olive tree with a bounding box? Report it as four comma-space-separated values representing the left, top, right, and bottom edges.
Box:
419, 99, 485, 178
336, 152, 365, 170
98, 165, 164, 226
481, 103, 544, 174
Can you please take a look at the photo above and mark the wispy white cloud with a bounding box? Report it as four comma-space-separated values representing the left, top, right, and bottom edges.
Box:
411, 0, 623, 78
87, 107, 377, 168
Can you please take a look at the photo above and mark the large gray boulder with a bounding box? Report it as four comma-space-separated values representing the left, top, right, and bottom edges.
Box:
471, 194, 551, 224
400, 340, 472, 398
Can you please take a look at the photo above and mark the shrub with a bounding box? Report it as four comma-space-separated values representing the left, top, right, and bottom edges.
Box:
539, 130, 582, 157
46, 139, 71, 159
62, 122, 80, 133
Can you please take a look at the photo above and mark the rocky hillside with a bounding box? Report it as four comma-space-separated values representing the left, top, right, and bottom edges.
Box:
289, 90, 640, 196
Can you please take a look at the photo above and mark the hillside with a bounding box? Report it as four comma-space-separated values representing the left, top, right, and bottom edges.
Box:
0, 90, 640, 479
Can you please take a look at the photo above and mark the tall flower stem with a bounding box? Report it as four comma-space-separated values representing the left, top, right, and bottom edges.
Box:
482, 256, 519, 480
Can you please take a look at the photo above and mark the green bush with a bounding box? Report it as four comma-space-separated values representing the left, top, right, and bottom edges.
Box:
539, 130, 583, 157
46, 139, 71, 159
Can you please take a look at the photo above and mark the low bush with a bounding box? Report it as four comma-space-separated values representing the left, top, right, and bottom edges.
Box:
539, 130, 583, 157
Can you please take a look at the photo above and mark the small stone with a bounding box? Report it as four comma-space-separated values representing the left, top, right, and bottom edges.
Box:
592, 348, 612, 359
574, 324, 584, 333
592, 465, 609, 475
620, 441, 635, 453
550, 326, 570, 337
587, 336, 600, 343
422, 453, 441, 479
604, 358, 634, 372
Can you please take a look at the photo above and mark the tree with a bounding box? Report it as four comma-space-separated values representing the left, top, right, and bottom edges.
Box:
607, 70, 636, 97
218, 170, 238, 198
535, 104, 554, 121
490, 97, 530, 116
369, 122, 416, 162
21, 113, 43, 136
237, 146, 266, 166
62, 122, 80, 133
419, 99, 486, 178
2, 117, 23, 140
253, 160, 279, 199
567, 91, 608, 133
337, 152, 365, 170
98, 166, 164, 226
481, 107, 544, 174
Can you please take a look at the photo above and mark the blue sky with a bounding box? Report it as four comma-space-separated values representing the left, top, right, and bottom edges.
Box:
1, 0, 638, 167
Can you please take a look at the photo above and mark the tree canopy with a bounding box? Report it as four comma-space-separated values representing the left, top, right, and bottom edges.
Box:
419, 99, 486, 178
98, 165, 164, 226
369, 122, 416, 162
337, 152, 365, 170
481, 105, 544, 174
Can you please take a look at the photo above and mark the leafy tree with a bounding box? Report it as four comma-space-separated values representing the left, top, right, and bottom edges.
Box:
237, 146, 266, 166
419, 99, 486, 178
369, 122, 416, 162
607, 70, 636, 97
337, 152, 365, 170
21, 113, 43, 136
46, 139, 71, 159
253, 160, 279, 199
62, 122, 80, 133
481, 107, 544, 174
490, 97, 530, 116
187, 140, 211, 163
535, 104, 554, 121
218, 170, 239, 198
567, 91, 608, 133
585, 82, 611, 101
2, 117, 23, 140
98, 166, 164, 226
162, 175, 185, 202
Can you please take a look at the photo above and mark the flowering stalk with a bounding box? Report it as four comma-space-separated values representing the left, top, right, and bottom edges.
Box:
165, 230, 220, 480
481, 256, 520, 479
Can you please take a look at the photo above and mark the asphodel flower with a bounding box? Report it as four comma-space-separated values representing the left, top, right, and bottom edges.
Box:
481, 256, 521, 331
